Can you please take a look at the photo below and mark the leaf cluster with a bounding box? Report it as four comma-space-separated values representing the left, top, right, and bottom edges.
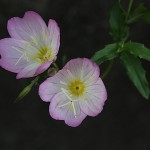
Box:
91, 0, 150, 99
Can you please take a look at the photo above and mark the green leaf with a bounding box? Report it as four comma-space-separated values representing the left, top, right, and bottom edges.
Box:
120, 52, 150, 99
109, 1, 128, 41
15, 76, 39, 102
91, 43, 118, 65
128, 4, 150, 24
124, 41, 150, 61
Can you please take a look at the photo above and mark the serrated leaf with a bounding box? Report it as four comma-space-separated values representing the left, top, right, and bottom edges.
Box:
109, 1, 128, 41
120, 52, 149, 99
91, 43, 118, 65
124, 42, 150, 61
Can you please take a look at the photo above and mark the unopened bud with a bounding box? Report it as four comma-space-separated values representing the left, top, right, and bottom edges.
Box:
47, 67, 58, 77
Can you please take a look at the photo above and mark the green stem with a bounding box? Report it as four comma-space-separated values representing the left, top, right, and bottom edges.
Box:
126, 0, 134, 20
30, 76, 40, 86
101, 61, 114, 79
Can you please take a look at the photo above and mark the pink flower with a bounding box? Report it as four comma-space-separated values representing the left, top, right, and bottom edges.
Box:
39, 58, 107, 127
0, 11, 60, 79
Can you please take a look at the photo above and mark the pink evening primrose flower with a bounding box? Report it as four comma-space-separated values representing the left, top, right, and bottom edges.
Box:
0, 11, 60, 79
39, 58, 107, 127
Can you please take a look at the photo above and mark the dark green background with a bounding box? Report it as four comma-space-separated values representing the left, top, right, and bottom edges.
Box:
0, 0, 150, 149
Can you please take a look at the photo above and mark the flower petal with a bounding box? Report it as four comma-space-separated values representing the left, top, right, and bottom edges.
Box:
82, 58, 100, 85
49, 92, 71, 120
80, 78, 107, 116
64, 102, 87, 127
16, 62, 40, 79
63, 58, 83, 78
7, 11, 48, 47
48, 19, 60, 57
39, 77, 61, 102
63, 58, 100, 84
39, 68, 77, 102
35, 61, 52, 76
49, 92, 87, 127
0, 38, 31, 73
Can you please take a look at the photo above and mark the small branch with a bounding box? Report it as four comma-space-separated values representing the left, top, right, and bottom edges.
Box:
126, 0, 134, 20
101, 61, 114, 79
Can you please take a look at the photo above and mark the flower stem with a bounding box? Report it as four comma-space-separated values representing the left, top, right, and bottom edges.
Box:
101, 60, 114, 79
126, 0, 134, 20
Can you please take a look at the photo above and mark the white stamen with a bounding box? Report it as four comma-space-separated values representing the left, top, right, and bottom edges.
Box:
60, 81, 67, 85
58, 101, 71, 108
71, 102, 77, 118
15, 53, 24, 66
12, 46, 24, 54
61, 88, 73, 101
61, 88, 78, 118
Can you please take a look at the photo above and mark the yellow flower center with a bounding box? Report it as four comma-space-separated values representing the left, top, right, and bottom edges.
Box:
68, 79, 85, 97
36, 46, 52, 63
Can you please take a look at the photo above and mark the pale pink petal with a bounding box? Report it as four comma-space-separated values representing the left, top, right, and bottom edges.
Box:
82, 58, 100, 85
7, 11, 48, 47
48, 19, 60, 57
65, 102, 87, 127
39, 77, 61, 102
16, 62, 40, 79
0, 38, 31, 73
39, 68, 76, 102
46, 68, 74, 84
79, 100, 99, 117
35, 61, 52, 76
63, 58, 83, 78
63, 58, 100, 83
79, 78, 107, 116
49, 92, 87, 127
49, 92, 71, 120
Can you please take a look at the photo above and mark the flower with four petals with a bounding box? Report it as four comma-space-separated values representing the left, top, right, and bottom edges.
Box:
0, 11, 60, 78
39, 58, 107, 127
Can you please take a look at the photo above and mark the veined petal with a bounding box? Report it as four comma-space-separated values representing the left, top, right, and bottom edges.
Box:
49, 92, 87, 127
79, 100, 98, 117
49, 92, 71, 120
65, 102, 87, 127
16, 62, 40, 79
80, 78, 107, 116
39, 68, 77, 102
0, 38, 33, 73
35, 61, 52, 76
39, 58, 107, 127
48, 19, 60, 57
63, 58, 100, 83
82, 58, 100, 85
47, 69, 74, 85
39, 77, 61, 102
63, 58, 83, 78
7, 11, 48, 48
